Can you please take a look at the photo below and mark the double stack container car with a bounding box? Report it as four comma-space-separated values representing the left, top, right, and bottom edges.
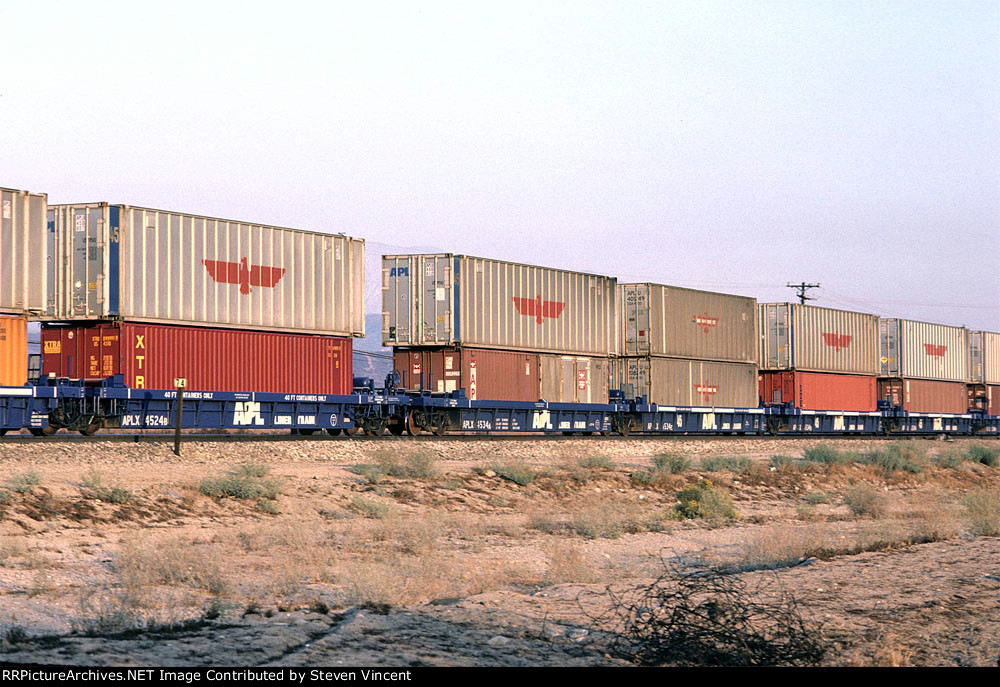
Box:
42, 202, 365, 392
757, 303, 880, 411
1, 188, 47, 386
613, 283, 758, 407
877, 318, 969, 414
383, 254, 615, 403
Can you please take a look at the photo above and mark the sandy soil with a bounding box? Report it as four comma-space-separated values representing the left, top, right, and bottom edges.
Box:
1, 435, 998, 666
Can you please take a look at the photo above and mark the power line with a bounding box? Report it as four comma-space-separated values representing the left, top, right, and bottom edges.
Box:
787, 282, 821, 304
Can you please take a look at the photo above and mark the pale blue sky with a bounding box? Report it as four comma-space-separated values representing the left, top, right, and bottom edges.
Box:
2, 0, 997, 328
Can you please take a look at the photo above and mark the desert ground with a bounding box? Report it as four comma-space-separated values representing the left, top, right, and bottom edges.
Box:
1, 435, 998, 667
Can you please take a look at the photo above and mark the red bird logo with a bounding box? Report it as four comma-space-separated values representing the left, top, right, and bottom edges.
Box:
693, 314, 718, 334
822, 332, 852, 352
512, 296, 565, 324
202, 258, 286, 295
694, 384, 719, 402
923, 343, 947, 358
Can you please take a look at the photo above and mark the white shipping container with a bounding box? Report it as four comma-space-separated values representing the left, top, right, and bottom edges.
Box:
383, 254, 616, 356
759, 303, 879, 375
880, 318, 968, 382
1, 188, 47, 314
46, 203, 365, 336
969, 331, 1000, 385
619, 283, 756, 362
611, 357, 759, 408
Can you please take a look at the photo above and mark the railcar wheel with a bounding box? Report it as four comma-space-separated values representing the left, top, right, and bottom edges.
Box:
405, 410, 425, 436
363, 419, 387, 436
344, 427, 360, 437
326, 428, 343, 436
617, 417, 634, 437
388, 418, 406, 436
79, 421, 102, 436
0, 429, 7, 437
430, 411, 449, 436
30, 426, 58, 436
296, 428, 317, 436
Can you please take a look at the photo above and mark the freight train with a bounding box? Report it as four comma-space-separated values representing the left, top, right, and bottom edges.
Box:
1, 185, 998, 438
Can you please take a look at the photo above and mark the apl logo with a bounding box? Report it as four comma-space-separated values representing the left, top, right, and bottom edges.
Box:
694, 384, 719, 402
693, 314, 718, 333
822, 332, 852, 352
923, 343, 947, 358
203, 258, 286, 295
512, 296, 565, 324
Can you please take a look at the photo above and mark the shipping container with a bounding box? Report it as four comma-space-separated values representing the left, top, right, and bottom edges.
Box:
611, 357, 758, 408
877, 378, 967, 414
393, 347, 539, 401
0, 315, 28, 386
879, 318, 968, 382
46, 203, 364, 336
1, 188, 47, 314
382, 254, 616, 356
758, 303, 879, 375
758, 370, 877, 411
41, 322, 352, 394
969, 330, 1000, 385
619, 283, 756, 362
538, 354, 610, 404
967, 384, 1000, 415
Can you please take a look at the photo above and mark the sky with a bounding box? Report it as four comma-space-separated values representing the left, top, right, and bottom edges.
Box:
2, 0, 998, 330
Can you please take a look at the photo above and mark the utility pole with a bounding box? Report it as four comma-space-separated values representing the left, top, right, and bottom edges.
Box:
786, 282, 820, 305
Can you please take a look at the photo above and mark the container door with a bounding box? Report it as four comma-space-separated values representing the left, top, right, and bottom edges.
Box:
969, 331, 984, 384
880, 318, 900, 376
58, 205, 110, 318
420, 256, 452, 344
382, 257, 413, 345
622, 284, 650, 356
762, 303, 790, 369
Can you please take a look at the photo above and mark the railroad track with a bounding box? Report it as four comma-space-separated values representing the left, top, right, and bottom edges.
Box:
1, 432, 993, 444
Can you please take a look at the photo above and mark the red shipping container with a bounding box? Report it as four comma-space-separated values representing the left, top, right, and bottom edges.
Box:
878, 378, 967, 414
393, 347, 540, 401
41, 322, 352, 394
758, 371, 877, 411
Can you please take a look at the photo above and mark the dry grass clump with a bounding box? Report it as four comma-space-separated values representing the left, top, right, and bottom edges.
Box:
372, 448, 440, 479
673, 480, 737, 522
861, 443, 928, 475
3, 470, 42, 494
529, 498, 668, 539
769, 455, 799, 470
578, 455, 616, 469
199, 462, 283, 502
699, 456, 753, 473
542, 541, 600, 584
80, 468, 134, 504
347, 495, 395, 519
731, 526, 833, 571
486, 462, 537, 486
963, 487, 1000, 536
843, 484, 889, 518
965, 443, 999, 467
116, 536, 228, 596
631, 453, 693, 485
802, 444, 855, 465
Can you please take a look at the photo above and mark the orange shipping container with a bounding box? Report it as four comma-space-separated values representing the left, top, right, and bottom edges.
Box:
0, 315, 28, 386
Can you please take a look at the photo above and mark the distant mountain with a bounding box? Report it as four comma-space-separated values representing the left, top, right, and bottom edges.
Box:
353, 313, 392, 383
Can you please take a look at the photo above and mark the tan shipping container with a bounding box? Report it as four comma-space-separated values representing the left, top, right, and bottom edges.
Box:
1, 188, 47, 314
0, 315, 28, 386
619, 283, 756, 362
969, 330, 1000, 385
382, 254, 616, 356
879, 318, 968, 382
758, 303, 879, 375
538, 354, 610, 404
46, 203, 365, 336
611, 356, 758, 408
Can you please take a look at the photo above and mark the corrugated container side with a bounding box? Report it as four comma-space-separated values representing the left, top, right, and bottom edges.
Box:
538, 354, 610, 404
880, 318, 968, 382
47, 204, 364, 336
0, 315, 28, 386
970, 331, 1000, 385
612, 357, 758, 408
393, 347, 540, 401
991, 385, 999, 416
1, 188, 47, 314
41, 322, 352, 394
619, 283, 756, 362
758, 303, 879, 375
758, 370, 877, 411
382, 254, 616, 356
877, 378, 967, 414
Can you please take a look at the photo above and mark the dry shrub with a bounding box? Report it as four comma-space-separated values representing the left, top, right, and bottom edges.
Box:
673, 481, 737, 522
965, 443, 999, 467
199, 463, 283, 501
117, 536, 228, 597
964, 487, 1000, 536
4, 470, 42, 494
373, 448, 439, 479
862, 443, 928, 475
528, 498, 666, 539
337, 555, 503, 607
542, 542, 600, 585
596, 563, 826, 666
843, 484, 888, 518
732, 525, 833, 572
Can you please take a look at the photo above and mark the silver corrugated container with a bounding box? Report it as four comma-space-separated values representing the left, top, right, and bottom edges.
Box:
539, 354, 610, 404
969, 330, 1000, 385
1, 188, 47, 314
619, 283, 756, 362
383, 254, 616, 355
46, 203, 364, 336
758, 303, 879, 375
611, 356, 758, 408
880, 318, 968, 382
